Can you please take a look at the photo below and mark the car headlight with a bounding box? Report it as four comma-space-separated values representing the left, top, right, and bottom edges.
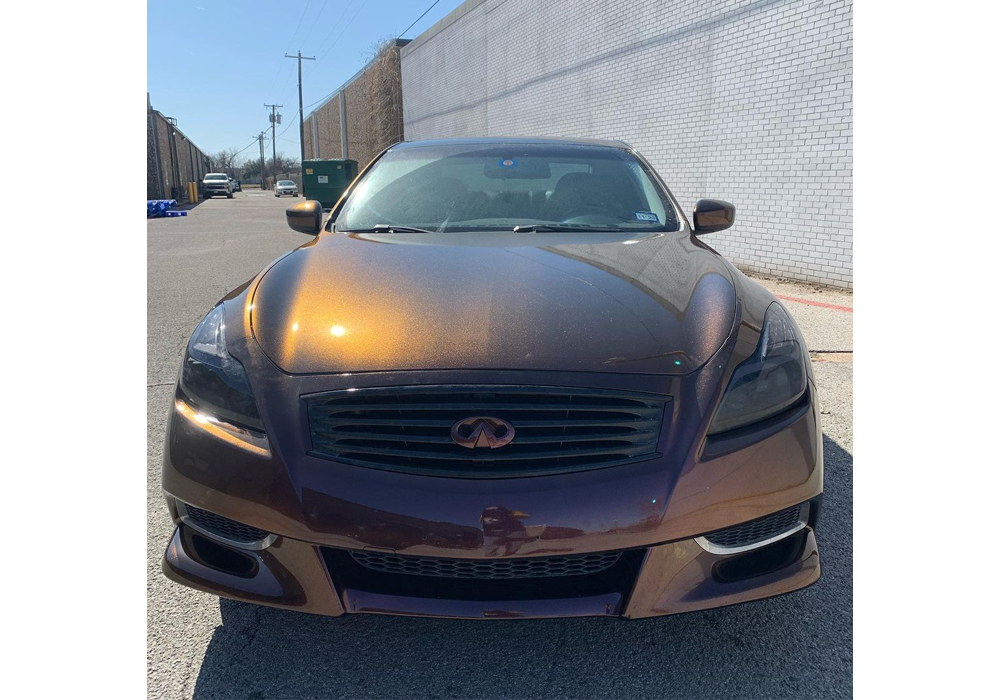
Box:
708, 303, 808, 435
176, 305, 269, 455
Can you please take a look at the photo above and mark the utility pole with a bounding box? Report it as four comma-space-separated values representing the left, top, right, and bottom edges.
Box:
258, 132, 266, 190
265, 103, 282, 178
167, 118, 182, 200
284, 51, 316, 172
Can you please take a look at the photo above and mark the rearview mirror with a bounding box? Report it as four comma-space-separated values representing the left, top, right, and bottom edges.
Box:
286, 200, 323, 235
692, 199, 736, 235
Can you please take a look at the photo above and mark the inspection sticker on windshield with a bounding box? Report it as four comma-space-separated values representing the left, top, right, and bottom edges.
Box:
633, 211, 659, 223
499, 158, 517, 167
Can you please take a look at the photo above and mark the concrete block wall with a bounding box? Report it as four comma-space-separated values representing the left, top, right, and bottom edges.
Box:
400, 0, 853, 288
147, 107, 160, 198
148, 98, 211, 201
304, 39, 409, 170
345, 78, 374, 166
305, 95, 344, 161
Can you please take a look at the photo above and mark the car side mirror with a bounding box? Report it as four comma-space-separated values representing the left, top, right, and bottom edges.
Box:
286, 200, 323, 235
692, 199, 736, 235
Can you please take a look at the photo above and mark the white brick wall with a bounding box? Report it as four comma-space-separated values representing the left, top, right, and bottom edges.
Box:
401, 0, 853, 288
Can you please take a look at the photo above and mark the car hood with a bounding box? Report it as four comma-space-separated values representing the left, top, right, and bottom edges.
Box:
250, 230, 736, 375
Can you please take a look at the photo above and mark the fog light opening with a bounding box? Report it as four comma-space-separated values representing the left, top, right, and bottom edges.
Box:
711, 530, 808, 583
185, 529, 259, 578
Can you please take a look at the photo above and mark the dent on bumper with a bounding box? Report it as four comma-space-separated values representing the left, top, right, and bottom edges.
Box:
162, 521, 819, 620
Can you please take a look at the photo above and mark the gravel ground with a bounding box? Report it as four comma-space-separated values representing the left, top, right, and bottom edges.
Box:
749, 275, 853, 353
148, 195, 853, 699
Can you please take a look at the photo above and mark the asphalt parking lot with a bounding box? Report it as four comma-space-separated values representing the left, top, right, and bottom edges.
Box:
147, 191, 853, 699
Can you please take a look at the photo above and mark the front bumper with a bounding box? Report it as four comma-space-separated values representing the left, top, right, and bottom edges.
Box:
162, 505, 819, 619
162, 380, 822, 619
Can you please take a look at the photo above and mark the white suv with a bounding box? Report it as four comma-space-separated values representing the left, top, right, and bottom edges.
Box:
203, 173, 233, 199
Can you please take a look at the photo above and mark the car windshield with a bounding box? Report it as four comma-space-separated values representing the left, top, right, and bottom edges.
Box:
335, 142, 680, 233
205, 174, 228, 181
278, 181, 295, 186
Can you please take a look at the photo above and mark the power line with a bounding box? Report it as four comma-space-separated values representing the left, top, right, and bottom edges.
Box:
298, 0, 330, 51
301, 0, 441, 113
310, 0, 370, 72
231, 136, 261, 159
301, 1, 371, 114
308, 0, 358, 69
285, 1, 313, 53
273, 2, 325, 100
397, 0, 442, 39
263, 64, 288, 106
263, 0, 315, 103
304, 89, 336, 112
276, 116, 298, 139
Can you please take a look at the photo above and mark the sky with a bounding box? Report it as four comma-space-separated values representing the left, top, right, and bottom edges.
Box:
147, 0, 465, 162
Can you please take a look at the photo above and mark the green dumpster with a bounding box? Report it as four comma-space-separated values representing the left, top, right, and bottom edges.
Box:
302, 159, 359, 208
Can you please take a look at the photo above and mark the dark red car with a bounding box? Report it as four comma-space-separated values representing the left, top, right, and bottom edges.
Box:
162, 138, 821, 619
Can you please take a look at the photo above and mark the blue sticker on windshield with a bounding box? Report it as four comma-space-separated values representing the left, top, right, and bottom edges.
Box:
634, 211, 659, 223
499, 158, 517, 167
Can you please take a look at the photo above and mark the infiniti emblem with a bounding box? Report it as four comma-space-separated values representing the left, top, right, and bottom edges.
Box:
450, 416, 515, 449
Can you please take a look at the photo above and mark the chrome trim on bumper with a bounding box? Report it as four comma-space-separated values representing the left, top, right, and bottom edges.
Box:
175, 501, 278, 551
694, 519, 806, 555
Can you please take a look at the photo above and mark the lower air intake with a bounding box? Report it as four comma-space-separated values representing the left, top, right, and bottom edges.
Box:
703, 504, 805, 549
349, 550, 622, 579
181, 503, 271, 546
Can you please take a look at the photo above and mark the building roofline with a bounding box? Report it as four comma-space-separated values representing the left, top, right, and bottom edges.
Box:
153, 110, 207, 154
400, 0, 495, 58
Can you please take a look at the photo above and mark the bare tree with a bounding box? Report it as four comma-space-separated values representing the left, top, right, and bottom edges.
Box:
267, 154, 299, 175
211, 148, 241, 176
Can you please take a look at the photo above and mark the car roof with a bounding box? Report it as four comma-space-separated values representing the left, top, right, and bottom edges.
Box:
391, 136, 632, 150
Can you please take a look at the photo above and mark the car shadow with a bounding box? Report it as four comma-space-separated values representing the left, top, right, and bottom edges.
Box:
189, 435, 852, 699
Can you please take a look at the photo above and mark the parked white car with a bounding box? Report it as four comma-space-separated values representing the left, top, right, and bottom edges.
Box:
275, 180, 299, 197
202, 173, 233, 199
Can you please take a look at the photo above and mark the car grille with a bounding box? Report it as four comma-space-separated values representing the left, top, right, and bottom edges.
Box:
703, 505, 804, 549
305, 385, 668, 477
349, 550, 623, 579
181, 503, 271, 545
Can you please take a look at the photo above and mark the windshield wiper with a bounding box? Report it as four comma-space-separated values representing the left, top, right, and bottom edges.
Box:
512, 224, 621, 233
342, 224, 435, 233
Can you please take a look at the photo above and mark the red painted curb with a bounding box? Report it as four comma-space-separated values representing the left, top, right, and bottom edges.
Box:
776, 294, 853, 313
